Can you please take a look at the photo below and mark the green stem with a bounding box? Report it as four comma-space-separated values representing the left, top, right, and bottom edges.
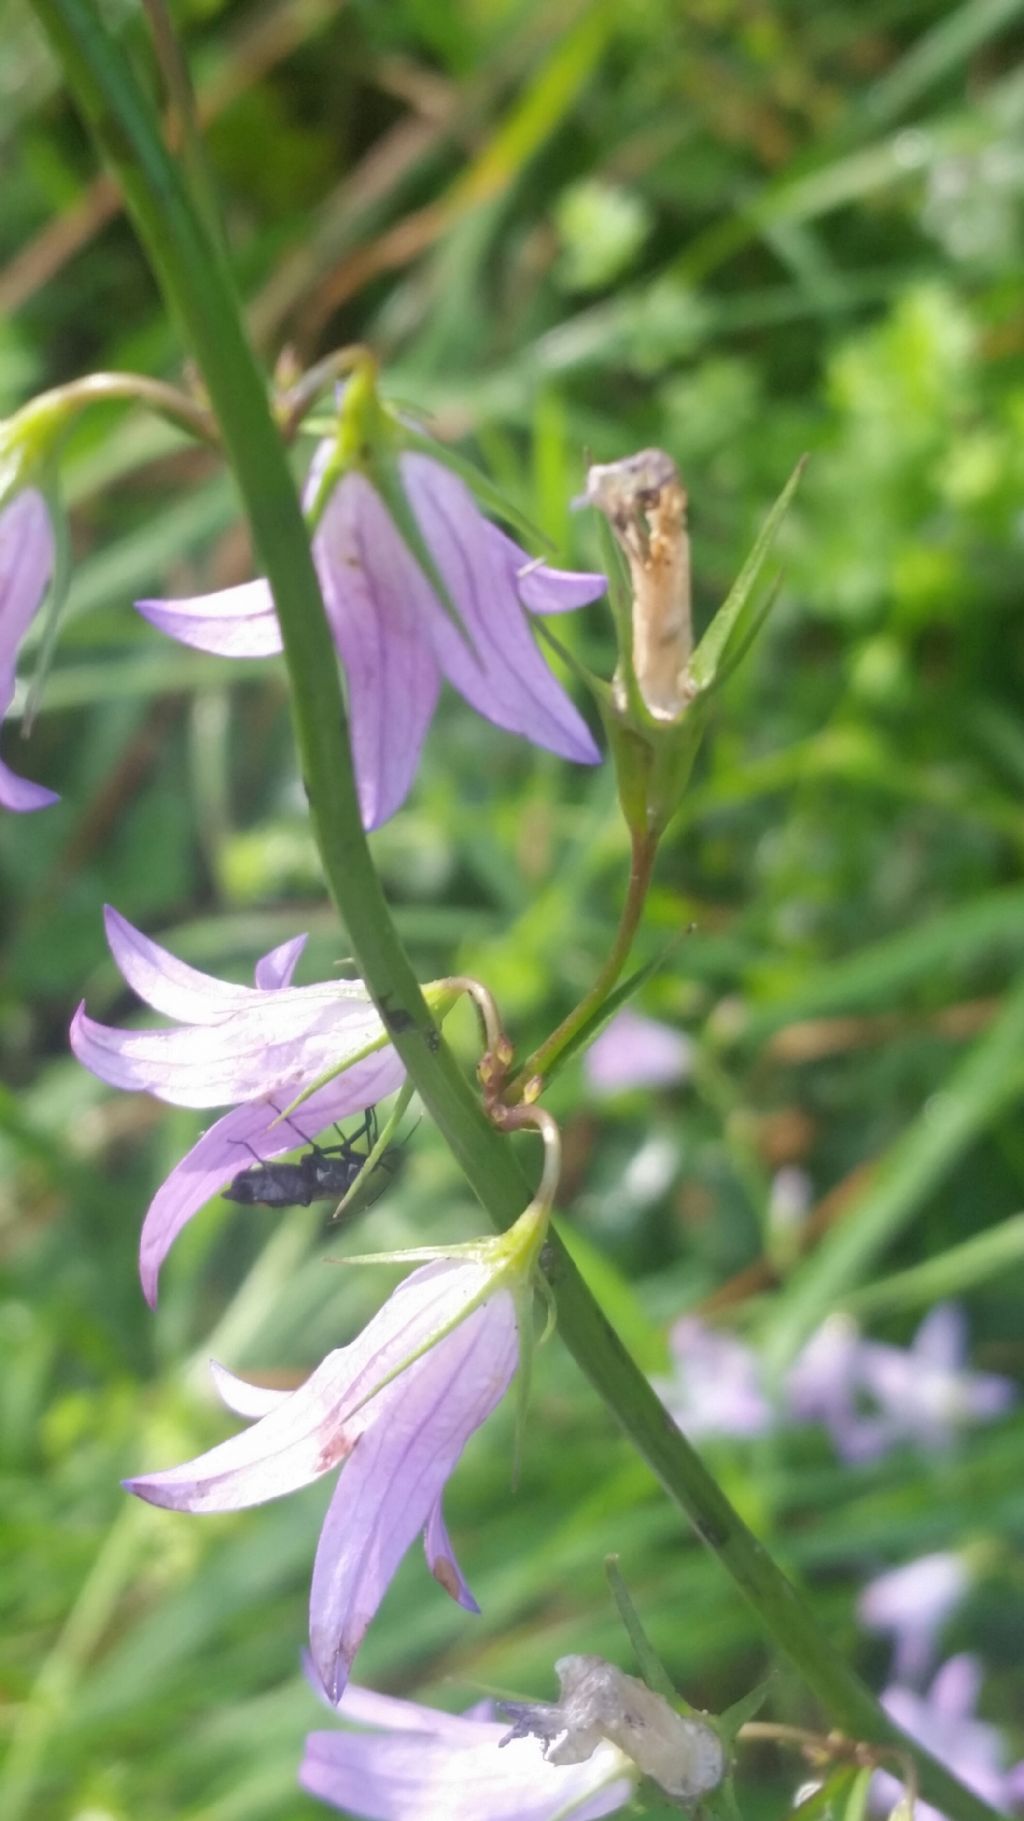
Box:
30, 10, 1007, 1820
11, 370, 218, 448
511, 829, 657, 1094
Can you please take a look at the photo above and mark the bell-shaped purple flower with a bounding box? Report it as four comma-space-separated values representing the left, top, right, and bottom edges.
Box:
584, 1008, 693, 1097
0, 487, 57, 811
70, 906, 406, 1303
126, 1258, 520, 1702
137, 450, 604, 828
300, 1682, 636, 1820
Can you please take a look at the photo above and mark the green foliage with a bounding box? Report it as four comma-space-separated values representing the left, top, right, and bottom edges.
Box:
2, 0, 1024, 1817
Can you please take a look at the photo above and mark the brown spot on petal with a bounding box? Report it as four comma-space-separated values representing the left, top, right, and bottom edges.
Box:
315, 1426, 358, 1474
430, 1556, 460, 1600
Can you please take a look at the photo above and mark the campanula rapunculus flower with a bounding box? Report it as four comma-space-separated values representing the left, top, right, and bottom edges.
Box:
0, 488, 57, 811
788, 1306, 1016, 1462
70, 906, 407, 1302
136, 449, 604, 828
301, 1681, 636, 1820
873, 1656, 1024, 1821
126, 1257, 520, 1702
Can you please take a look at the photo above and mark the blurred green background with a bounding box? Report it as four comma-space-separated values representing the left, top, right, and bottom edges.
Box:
3, 0, 1024, 1815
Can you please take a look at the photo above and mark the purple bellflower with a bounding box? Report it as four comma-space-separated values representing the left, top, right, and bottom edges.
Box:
0, 487, 57, 811
786, 1306, 1015, 1463
874, 1656, 1024, 1821
858, 1553, 969, 1681
657, 1317, 775, 1441
584, 1008, 693, 1097
126, 1257, 520, 1703
301, 1681, 636, 1820
855, 1304, 1016, 1454
69, 906, 406, 1303
136, 450, 604, 828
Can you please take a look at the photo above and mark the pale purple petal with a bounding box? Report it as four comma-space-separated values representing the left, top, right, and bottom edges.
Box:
0, 489, 57, 812
254, 933, 308, 991
787, 1317, 874, 1456
399, 454, 600, 765
337, 1684, 494, 1741
209, 1359, 292, 1419
314, 470, 443, 830
125, 1260, 496, 1516
962, 1371, 1017, 1422
124, 1345, 363, 1511
858, 1311, 1016, 1453
70, 984, 392, 1108
424, 1496, 480, 1614
485, 524, 607, 615
585, 1009, 693, 1096
309, 1287, 518, 1700
858, 1554, 968, 1681
928, 1654, 983, 1722
877, 1658, 1014, 1818
136, 1057, 404, 1303
660, 1316, 773, 1440
103, 906, 258, 1022
913, 1305, 967, 1373
135, 580, 283, 657
0, 752, 60, 812
301, 1724, 632, 1821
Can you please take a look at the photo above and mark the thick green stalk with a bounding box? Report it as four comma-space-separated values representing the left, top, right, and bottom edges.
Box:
30, 8, 1007, 1818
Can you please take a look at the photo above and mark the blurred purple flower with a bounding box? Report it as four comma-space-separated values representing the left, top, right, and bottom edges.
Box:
127, 1258, 519, 1702
857, 1305, 1016, 1454
657, 1317, 775, 1441
786, 1315, 871, 1455
0, 487, 57, 811
859, 1553, 969, 1681
787, 1307, 1015, 1463
301, 1681, 635, 1820
874, 1656, 1024, 1821
70, 906, 405, 1303
584, 1008, 693, 1097
137, 450, 604, 828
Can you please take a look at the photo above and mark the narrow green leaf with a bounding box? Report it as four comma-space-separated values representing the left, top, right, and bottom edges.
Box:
844, 1213, 1024, 1321
605, 1556, 679, 1703
762, 973, 1024, 1371
687, 458, 805, 693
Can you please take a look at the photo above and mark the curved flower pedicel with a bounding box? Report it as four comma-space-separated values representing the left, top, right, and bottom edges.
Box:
301, 1683, 635, 1821
126, 1258, 520, 1702
69, 906, 406, 1303
136, 449, 604, 828
0, 488, 57, 811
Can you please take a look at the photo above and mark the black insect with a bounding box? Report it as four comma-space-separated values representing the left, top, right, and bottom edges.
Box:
223, 1106, 387, 1211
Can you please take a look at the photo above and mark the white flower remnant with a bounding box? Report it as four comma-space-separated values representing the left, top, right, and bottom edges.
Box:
582, 449, 693, 722
500, 1654, 726, 1806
